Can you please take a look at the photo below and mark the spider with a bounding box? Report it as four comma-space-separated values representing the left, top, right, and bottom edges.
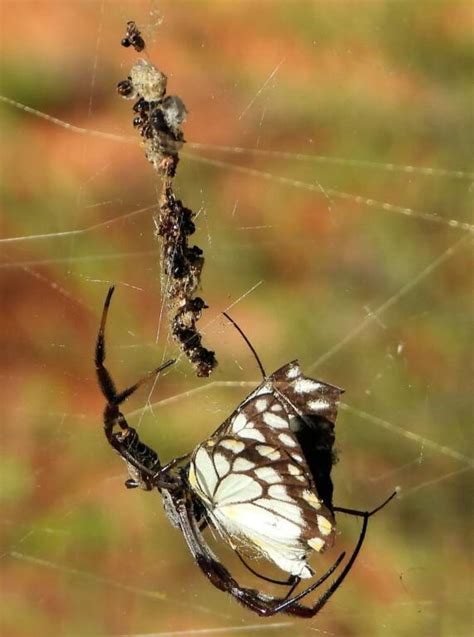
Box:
95, 286, 396, 617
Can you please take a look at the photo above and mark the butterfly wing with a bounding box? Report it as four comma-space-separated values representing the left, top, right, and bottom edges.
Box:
270, 360, 343, 511
188, 361, 343, 579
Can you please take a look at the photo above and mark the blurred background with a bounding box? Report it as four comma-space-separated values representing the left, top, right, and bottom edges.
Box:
1, 1, 472, 636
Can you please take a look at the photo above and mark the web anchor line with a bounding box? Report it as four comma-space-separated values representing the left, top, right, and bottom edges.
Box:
117, 21, 217, 377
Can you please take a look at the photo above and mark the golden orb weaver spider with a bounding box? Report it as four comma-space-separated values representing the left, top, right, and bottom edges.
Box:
95, 286, 396, 617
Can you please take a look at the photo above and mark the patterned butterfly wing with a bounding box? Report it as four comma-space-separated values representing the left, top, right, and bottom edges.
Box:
270, 361, 343, 511
188, 361, 344, 579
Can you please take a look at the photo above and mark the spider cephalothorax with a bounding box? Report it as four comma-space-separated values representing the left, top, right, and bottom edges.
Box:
95, 287, 395, 617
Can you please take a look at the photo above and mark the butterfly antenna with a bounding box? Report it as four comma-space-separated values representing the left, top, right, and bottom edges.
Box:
222, 312, 266, 380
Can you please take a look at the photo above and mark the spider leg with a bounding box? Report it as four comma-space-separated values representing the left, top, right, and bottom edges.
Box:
283, 575, 301, 601
95, 286, 174, 409
281, 492, 397, 616
95, 286, 116, 402
95, 286, 175, 490
176, 499, 346, 617
333, 490, 398, 518
271, 492, 399, 617
157, 453, 192, 475
279, 513, 369, 617
235, 551, 300, 589
177, 492, 396, 616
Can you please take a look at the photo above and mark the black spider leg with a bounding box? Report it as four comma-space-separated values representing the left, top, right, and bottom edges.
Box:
191, 496, 294, 590
179, 491, 396, 617
199, 476, 311, 595
271, 492, 398, 615
176, 498, 346, 617
273, 491, 399, 617
235, 551, 300, 596
333, 490, 398, 519
95, 286, 175, 490
222, 312, 266, 379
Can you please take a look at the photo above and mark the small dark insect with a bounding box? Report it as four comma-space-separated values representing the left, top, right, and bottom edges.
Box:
185, 297, 208, 314
133, 97, 150, 115
95, 287, 396, 617
117, 78, 135, 98
121, 20, 145, 52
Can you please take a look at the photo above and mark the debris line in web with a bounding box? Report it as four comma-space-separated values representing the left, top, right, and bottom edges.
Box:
117, 21, 217, 377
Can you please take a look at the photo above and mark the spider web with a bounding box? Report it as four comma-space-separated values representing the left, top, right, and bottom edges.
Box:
1, 2, 472, 636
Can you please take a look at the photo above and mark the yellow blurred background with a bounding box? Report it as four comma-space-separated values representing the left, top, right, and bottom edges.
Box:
1, 2, 472, 636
